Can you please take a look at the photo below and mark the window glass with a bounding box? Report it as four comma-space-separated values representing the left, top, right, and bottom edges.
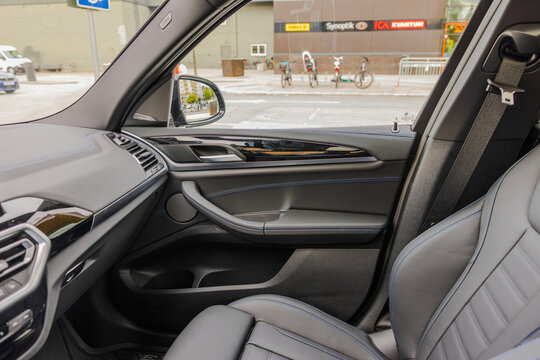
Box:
4, 50, 22, 59
178, 0, 479, 129
0, 0, 164, 125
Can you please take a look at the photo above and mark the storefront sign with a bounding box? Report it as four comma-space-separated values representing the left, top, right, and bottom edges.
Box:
355, 21, 369, 31
285, 23, 311, 32
322, 21, 369, 32
374, 20, 426, 30
316, 19, 428, 32
390, 20, 426, 30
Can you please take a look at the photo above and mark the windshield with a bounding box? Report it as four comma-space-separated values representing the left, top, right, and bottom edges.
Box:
0, 0, 164, 125
4, 50, 22, 59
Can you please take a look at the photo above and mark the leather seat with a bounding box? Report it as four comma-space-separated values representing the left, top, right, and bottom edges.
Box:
164, 145, 540, 360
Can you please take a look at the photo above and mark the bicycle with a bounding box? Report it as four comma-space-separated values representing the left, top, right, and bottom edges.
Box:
279, 60, 295, 88
332, 56, 343, 88
302, 51, 319, 88
354, 57, 374, 89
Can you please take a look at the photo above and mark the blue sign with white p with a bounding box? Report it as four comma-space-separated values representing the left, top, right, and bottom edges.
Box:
76, 0, 110, 11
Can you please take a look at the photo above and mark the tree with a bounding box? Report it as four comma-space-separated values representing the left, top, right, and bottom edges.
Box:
203, 87, 214, 100
186, 94, 198, 104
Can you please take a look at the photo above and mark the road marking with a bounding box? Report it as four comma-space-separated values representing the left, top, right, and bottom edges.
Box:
226, 99, 341, 105
308, 108, 321, 121
227, 99, 266, 104
281, 100, 340, 104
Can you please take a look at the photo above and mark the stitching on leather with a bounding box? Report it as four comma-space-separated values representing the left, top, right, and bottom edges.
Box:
230, 298, 382, 360
498, 263, 528, 305
423, 227, 531, 359
230, 295, 369, 335
205, 177, 403, 199
489, 337, 540, 360
465, 303, 489, 348
415, 197, 498, 352
244, 343, 293, 360
416, 147, 540, 357
272, 325, 352, 360
237, 319, 257, 360
482, 284, 509, 325
241, 344, 252, 360
266, 226, 387, 232
451, 322, 471, 360
515, 244, 540, 277
439, 340, 448, 360
389, 209, 482, 335
0, 129, 101, 171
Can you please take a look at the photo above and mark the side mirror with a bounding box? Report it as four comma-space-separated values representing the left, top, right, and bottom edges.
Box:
170, 75, 225, 127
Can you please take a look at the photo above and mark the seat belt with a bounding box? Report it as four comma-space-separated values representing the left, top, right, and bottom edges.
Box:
422, 55, 529, 230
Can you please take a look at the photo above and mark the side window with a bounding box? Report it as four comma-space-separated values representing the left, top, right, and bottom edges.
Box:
173, 0, 479, 129
251, 44, 267, 56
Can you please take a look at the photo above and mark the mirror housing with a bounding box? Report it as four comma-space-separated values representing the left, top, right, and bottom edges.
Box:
170, 74, 226, 128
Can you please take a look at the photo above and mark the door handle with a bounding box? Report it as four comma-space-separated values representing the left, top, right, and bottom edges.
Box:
199, 154, 243, 162
181, 181, 264, 239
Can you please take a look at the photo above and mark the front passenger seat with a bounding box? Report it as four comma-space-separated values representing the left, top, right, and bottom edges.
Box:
164, 145, 540, 360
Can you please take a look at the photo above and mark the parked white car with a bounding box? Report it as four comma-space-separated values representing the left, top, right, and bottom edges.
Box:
0, 45, 31, 74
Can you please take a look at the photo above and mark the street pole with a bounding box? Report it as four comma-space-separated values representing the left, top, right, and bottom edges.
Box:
87, 9, 100, 81
133, 0, 141, 30
192, 50, 198, 76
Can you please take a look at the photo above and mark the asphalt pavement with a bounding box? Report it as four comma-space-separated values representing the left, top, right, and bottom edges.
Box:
0, 73, 93, 125
210, 93, 426, 129
0, 70, 430, 127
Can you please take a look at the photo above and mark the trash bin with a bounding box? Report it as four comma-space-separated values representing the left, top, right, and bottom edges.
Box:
221, 59, 245, 76
209, 99, 218, 115
24, 62, 36, 82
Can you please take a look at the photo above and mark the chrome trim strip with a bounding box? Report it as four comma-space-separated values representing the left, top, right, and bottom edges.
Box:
122, 130, 378, 171
199, 154, 244, 163
0, 224, 50, 312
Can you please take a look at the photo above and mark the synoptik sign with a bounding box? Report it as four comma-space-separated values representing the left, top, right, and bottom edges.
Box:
325, 21, 367, 31
322, 19, 425, 32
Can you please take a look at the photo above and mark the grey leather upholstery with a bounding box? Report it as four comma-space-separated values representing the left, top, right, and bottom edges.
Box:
164, 295, 386, 360
164, 145, 540, 360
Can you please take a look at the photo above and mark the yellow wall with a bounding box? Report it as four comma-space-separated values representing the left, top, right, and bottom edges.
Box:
0, 1, 153, 71
183, 2, 274, 69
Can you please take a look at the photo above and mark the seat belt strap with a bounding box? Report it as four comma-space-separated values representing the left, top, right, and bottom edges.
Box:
422, 56, 528, 230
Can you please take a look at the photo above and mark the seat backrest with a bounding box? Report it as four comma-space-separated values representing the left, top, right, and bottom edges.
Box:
390, 145, 540, 360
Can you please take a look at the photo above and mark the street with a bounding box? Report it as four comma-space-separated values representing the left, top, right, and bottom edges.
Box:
0, 73, 93, 125
0, 71, 428, 127
213, 93, 425, 128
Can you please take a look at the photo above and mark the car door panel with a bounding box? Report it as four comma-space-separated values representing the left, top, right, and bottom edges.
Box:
108, 125, 413, 335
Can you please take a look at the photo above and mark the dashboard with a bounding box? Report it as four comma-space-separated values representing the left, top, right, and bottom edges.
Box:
0, 123, 167, 359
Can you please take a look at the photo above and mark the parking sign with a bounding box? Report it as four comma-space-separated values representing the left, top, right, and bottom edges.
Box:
76, 0, 110, 11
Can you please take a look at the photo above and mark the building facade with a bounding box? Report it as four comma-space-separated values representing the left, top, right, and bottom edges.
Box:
182, 0, 274, 70
0, 0, 160, 72
0, 0, 476, 74
273, 0, 449, 74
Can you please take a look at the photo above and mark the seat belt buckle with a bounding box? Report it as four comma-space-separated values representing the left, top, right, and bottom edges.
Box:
486, 78, 524, 106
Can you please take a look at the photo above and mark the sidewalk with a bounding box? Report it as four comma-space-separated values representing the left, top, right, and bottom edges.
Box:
194, 68, 435, 97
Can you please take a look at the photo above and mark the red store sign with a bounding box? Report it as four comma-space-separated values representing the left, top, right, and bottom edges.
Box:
374, 19, 426, 31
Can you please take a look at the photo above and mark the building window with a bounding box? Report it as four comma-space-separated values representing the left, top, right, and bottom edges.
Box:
251, 44, 267, 56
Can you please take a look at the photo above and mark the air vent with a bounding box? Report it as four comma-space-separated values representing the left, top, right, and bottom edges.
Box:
0, 238, 34, 281
107, 133, 163, 177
